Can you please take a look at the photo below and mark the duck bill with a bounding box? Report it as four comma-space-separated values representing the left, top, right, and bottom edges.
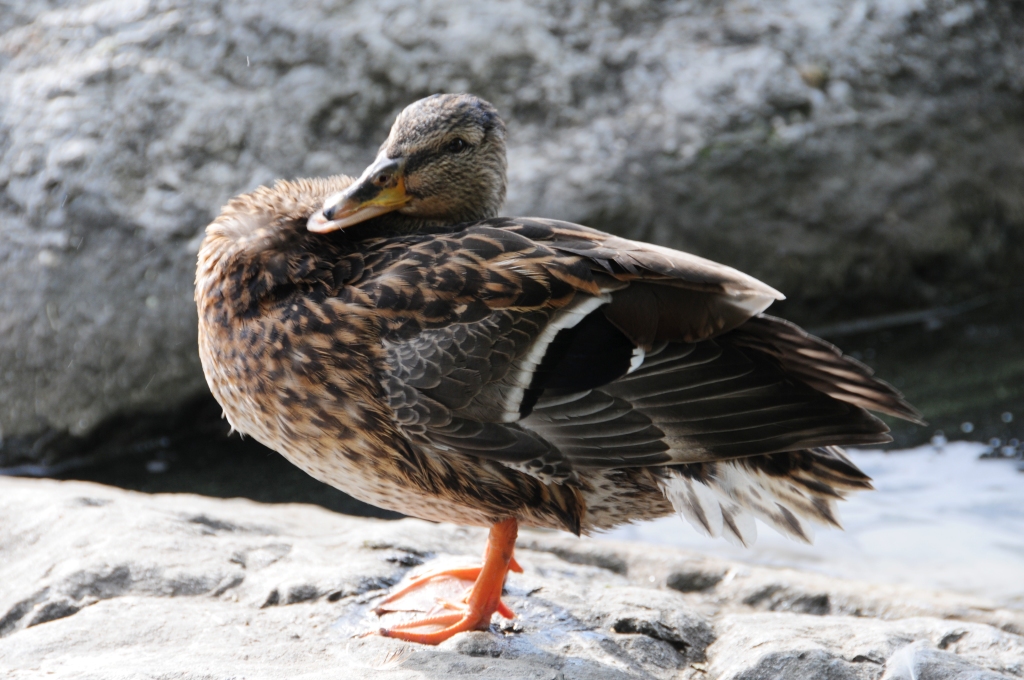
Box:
307, 157, 410, 233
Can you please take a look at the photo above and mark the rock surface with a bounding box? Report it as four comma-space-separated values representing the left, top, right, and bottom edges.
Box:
1, 476, 1022, 679
2, 0, 1023, 459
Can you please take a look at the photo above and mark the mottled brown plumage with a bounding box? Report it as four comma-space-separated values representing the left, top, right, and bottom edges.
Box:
196, 94, 921, 642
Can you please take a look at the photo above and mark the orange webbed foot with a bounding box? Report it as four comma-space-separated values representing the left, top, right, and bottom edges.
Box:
376, 518, 520, 645
373, 566, 484, 615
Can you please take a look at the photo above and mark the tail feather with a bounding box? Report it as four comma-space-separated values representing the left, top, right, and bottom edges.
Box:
660, 446, 870, 545
660, 473, 759, 546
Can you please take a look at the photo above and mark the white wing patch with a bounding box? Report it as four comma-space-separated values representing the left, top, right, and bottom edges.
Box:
498, 294, 610, 422
628, 346, 645, 374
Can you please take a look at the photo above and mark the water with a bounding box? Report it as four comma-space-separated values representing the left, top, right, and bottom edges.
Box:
605, 442, 1024, 608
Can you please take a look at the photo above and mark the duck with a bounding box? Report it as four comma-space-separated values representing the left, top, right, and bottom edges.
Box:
195, 93, 922, 645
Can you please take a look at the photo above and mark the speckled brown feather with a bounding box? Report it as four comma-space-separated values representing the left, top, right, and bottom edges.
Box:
197, 179, 597, 533
196, 94, 921, 542
195, 193, 911, 534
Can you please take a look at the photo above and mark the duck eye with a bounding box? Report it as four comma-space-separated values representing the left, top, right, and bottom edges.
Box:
447, 138, 467, 153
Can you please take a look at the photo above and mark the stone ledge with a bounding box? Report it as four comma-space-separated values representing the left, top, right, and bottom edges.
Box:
1, 476, 1021, 679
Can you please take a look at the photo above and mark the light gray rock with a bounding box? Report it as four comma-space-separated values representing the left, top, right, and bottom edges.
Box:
1, 476, 1022, 679
2, 0, 1023, 460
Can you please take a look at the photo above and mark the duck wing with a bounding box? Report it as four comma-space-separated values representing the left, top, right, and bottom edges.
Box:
353, 219, 918, 485
349, 225, 619, 482
494, 217, 785, 347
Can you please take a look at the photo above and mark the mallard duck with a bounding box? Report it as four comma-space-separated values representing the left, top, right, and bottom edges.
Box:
196, 93, 921, 644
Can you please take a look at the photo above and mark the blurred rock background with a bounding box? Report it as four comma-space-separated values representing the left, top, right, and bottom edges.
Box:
1, 0, 1023, 479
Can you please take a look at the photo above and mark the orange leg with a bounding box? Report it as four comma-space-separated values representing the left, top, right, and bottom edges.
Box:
378, 517, 519, 645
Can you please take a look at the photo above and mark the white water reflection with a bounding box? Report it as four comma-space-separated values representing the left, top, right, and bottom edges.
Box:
605, 442, 1024, 607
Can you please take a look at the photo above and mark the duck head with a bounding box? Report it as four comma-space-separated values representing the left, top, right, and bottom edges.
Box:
309, 93, 507, 233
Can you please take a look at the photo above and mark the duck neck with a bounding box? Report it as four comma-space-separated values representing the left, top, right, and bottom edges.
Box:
342, 207, 500, 240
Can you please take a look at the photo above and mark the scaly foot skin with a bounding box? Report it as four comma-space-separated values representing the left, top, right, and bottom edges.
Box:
377, 518, 520, 644
374, 557, 523, 615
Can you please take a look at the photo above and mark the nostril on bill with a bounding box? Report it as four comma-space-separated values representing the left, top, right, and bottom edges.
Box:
322, 204, 336, 221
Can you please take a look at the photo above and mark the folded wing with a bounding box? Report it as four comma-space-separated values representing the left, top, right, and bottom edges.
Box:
361, 218, 918, 490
